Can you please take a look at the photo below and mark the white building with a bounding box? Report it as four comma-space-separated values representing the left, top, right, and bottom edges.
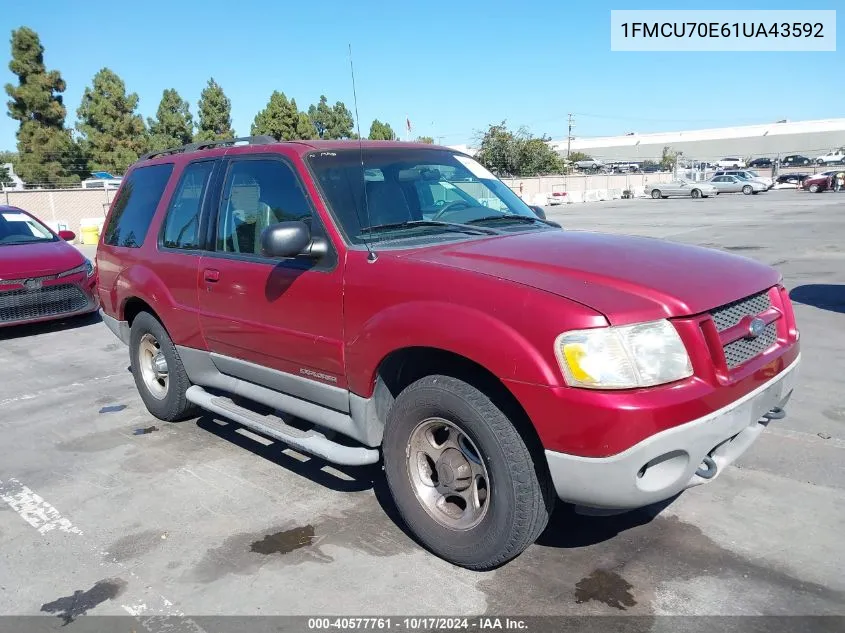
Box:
549, 118, 845, 163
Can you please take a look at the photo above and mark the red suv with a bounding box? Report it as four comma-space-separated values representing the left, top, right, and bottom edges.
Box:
97, 137, 800, 570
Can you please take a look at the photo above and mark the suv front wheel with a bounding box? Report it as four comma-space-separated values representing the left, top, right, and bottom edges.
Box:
382, 375, 554, 570
129, 311, 197, 421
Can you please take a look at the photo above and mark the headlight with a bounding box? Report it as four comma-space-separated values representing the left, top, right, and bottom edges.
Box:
57, 259, 95, 279
555, 319, 692, 389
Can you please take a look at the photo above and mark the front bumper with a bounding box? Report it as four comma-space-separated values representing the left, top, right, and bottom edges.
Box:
545, 353, 800, 510
0, 278, 99, 328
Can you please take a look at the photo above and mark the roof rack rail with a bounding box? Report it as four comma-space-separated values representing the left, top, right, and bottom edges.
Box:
139, 135, 277, 161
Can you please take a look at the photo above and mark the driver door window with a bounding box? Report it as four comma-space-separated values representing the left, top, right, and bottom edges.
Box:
217, 159, 315, 256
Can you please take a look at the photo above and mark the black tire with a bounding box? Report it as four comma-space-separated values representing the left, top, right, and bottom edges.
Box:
809, 184, 819, 193
742, 185, 753, 195
382, 375, 554, 570
691, 188, 701, 199
129, 311, 197, 421
651, 189, 662, 199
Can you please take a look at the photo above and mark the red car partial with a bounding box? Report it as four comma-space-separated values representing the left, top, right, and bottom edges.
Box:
0, 206, 99, 328
802, 170, 840, 193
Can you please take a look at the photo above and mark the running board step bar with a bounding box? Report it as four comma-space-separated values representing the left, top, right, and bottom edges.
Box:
185, 386, 380, 466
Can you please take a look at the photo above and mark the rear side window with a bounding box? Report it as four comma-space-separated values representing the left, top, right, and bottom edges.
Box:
103, 163, 174, 248
161, 161, 215, 250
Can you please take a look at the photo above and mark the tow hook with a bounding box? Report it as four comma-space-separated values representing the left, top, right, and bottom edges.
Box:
763, 406, 786, 420
696, 455, 718, 479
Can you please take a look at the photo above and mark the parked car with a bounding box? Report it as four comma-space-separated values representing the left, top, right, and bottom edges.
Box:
715, 157, 746, 169
546, 191, 568, 206
773, 173, 810, 189
0, 206, 99, 328
575, 159, 604, 171
802, 170, 840, 193
815, 149, 845, 165
780, 155, 811, 167
714, 170, 773, 190
97, 137, 800, 570
644, 180, 718, 199
641, 163, 662, 173
708, 175, 766, 195
748, 157, 773, 168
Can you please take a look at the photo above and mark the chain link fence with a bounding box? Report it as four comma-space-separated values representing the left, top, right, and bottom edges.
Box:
2, 187, 114, 236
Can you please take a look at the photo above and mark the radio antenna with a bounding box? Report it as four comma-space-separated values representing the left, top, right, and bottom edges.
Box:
348, 43, 377, 263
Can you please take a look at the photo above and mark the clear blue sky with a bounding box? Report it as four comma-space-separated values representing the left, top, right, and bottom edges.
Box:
0, 0, 842, 152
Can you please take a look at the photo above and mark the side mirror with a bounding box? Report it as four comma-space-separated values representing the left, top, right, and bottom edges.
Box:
529, 205, 547, 220
260, 221, 328, 260
58, 230, 76, 241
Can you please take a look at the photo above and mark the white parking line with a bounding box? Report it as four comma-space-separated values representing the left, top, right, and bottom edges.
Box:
0, 476, 206, 632
0, 478, 83, 535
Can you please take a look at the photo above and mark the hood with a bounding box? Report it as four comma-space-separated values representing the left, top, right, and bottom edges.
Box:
405, 230, 780, 325
0, 239, 85, 279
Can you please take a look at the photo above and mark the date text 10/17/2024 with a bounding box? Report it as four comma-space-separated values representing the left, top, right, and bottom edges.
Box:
307, 618, 528, 630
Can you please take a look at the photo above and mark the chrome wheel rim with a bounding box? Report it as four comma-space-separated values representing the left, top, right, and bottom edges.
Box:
138, 333, 168, 400
407, 417, 490, 530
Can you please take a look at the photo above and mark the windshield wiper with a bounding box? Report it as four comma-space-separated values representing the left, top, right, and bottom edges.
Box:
359, 220, 499, 236
467, 215, 559, 227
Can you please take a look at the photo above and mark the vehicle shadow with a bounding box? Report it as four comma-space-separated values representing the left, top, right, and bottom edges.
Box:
194, 410, 679, 556
193, 412, 421, 543
0, 311, 101, 341
789, 284, 845, 314
536, 495, 679, 549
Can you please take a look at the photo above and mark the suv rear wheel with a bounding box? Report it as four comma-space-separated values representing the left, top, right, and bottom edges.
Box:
382, 375, 554, 570
129, 311, 197, 421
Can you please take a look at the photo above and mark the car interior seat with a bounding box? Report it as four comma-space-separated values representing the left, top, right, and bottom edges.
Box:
365, 180, 414, 227
225, 177, 278, 254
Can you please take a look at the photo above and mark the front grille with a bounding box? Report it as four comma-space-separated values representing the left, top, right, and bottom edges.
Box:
722, 323, 778, 369
0, 272, 59, 286
710, 290, 771, 332
0, 283, 89, 324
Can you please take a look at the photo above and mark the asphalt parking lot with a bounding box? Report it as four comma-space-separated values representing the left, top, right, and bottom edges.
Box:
1, 189, 844, 621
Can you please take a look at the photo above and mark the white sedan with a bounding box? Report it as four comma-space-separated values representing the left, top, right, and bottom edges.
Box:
644, 180, 718, 199
708, 175, 767, 195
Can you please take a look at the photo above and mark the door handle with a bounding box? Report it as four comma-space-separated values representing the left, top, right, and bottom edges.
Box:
203, 268, 220, 283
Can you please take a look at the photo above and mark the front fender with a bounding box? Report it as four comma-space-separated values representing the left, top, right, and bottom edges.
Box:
345, 300, 562, 397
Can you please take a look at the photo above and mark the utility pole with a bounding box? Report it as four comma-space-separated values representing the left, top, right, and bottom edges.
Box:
566, 113, 574, 159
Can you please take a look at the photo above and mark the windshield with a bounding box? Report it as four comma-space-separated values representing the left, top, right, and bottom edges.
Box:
746, 170, 761, 177
307, 148, 543, 245
0, 210, 56, 246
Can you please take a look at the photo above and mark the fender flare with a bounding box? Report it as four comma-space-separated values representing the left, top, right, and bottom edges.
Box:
345, 300, 562, 397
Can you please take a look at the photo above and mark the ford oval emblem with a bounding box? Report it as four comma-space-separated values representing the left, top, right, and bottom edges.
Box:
747, 317, 766, 339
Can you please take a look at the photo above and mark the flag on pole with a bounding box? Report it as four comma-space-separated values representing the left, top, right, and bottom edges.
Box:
406, 117, 412, 134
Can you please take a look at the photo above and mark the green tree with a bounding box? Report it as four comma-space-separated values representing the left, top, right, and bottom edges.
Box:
475, 121, 563, 177
660, 145, 679, 171
196, 78, 234, 141
76, 68, 147, 174
368, 119, 396, 140
416, 136, 434, 144
147, 88, 193, 151
251, 91, 315, 140
307, 95, 356, 139
4, 27, 80, 185
567, 151, 592, 163
475, 122, 520, 176
0, 164, 11, 186
518, 135, 564, 176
